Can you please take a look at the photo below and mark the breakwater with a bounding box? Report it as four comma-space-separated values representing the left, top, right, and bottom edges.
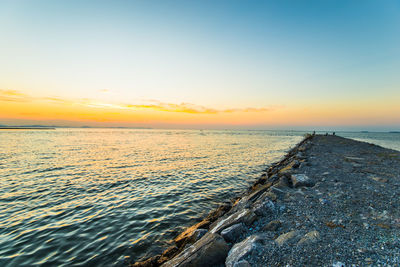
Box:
134, 134, 400, 266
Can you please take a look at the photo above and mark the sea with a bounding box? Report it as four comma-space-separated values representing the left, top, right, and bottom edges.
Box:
0, 129, 399, 266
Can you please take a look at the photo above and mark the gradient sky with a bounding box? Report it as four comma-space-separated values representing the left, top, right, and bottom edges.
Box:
1, 0, 399, 130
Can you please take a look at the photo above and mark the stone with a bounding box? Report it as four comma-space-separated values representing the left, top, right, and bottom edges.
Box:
253, 199, 275, 217
277, 175, 292, 188
206, 202, 232, 221
225, 234, 267, 267
332, 262, 345, 267
275, 230, 300, 246
132, 255, 160, 267
279, 162, 295, 175
158, 246, 178, 265
210, 209, 256, 234
268, 174, 279, 183
234, 183, 272, 210
291, 174, 315, 187
344, 156, 364, 162
270, 186, 287, 196
162, 233, 229, 267
371, 176, 388, 183
262, 220, 282, 231
221, 223, 245, 243
263, 191, 277, 201
292, 160, 300, 168
242, 210, 258, 225
298, 230, 320, 245
174, 220, 210, 247
161, 245, 178, 258
233, 260, 251, 267
190, 229, 208, 242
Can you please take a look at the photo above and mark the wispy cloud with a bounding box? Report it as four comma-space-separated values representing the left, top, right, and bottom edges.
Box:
0, 89, 273, 114
120, 102, 272, 114
0, 89, 32, 102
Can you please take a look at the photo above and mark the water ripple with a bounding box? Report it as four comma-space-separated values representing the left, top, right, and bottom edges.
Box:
0, 129, 306, 266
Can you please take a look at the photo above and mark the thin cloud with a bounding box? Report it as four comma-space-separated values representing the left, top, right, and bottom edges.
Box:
119, 102, 271, 114
0, 89, 32, 102
1, 89, 274, 114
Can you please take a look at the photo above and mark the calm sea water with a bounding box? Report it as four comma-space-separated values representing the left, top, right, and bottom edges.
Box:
0, 129, 398, 266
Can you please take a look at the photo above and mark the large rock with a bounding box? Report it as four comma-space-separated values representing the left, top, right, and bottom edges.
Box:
225, 234, 266, 267
291, 174, 315, 187
242, 210, 258, 225
210, 209, 254, 234
221, 223, 245, 243
174, 220, 210, 247
162, 233, 229, 267
233, 260, 251, 267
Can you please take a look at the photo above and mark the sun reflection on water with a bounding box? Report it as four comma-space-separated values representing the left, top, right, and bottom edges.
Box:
0, 129, 304, 266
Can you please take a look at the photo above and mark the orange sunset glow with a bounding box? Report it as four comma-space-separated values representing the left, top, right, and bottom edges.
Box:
1, 88, 399, 129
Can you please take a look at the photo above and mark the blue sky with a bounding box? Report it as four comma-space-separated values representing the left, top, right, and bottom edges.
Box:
0, 0, 399, 129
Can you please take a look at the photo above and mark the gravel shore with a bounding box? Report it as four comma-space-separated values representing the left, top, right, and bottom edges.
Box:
133, 134, 400, 267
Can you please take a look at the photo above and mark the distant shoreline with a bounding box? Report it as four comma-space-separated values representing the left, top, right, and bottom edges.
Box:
0, 127, 56, 130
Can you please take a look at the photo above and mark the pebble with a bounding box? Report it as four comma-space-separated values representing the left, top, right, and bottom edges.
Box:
332, 262, 345, 267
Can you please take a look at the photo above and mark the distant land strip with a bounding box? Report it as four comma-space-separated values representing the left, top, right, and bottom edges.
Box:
0, 127, 56, 130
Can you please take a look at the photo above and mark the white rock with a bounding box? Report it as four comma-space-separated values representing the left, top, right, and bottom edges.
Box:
225, 235, 266, 267
332, 262, 345, 267
233, 260, 251, 267
291, 174, 315, 187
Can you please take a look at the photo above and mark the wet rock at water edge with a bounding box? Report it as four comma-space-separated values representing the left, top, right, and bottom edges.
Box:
292, 160, 300, 168
263, 191, 277, 201
132, 255, 160, 267
221, 223, 246, 243
162, 233, 229, 267
174, 220, 210, 247
158, 245, 179, 265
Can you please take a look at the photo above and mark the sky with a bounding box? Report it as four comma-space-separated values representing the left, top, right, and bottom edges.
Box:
1, 0, 399, 130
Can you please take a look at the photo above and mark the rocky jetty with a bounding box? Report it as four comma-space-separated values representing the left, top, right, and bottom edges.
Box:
133, 134, 400, 266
